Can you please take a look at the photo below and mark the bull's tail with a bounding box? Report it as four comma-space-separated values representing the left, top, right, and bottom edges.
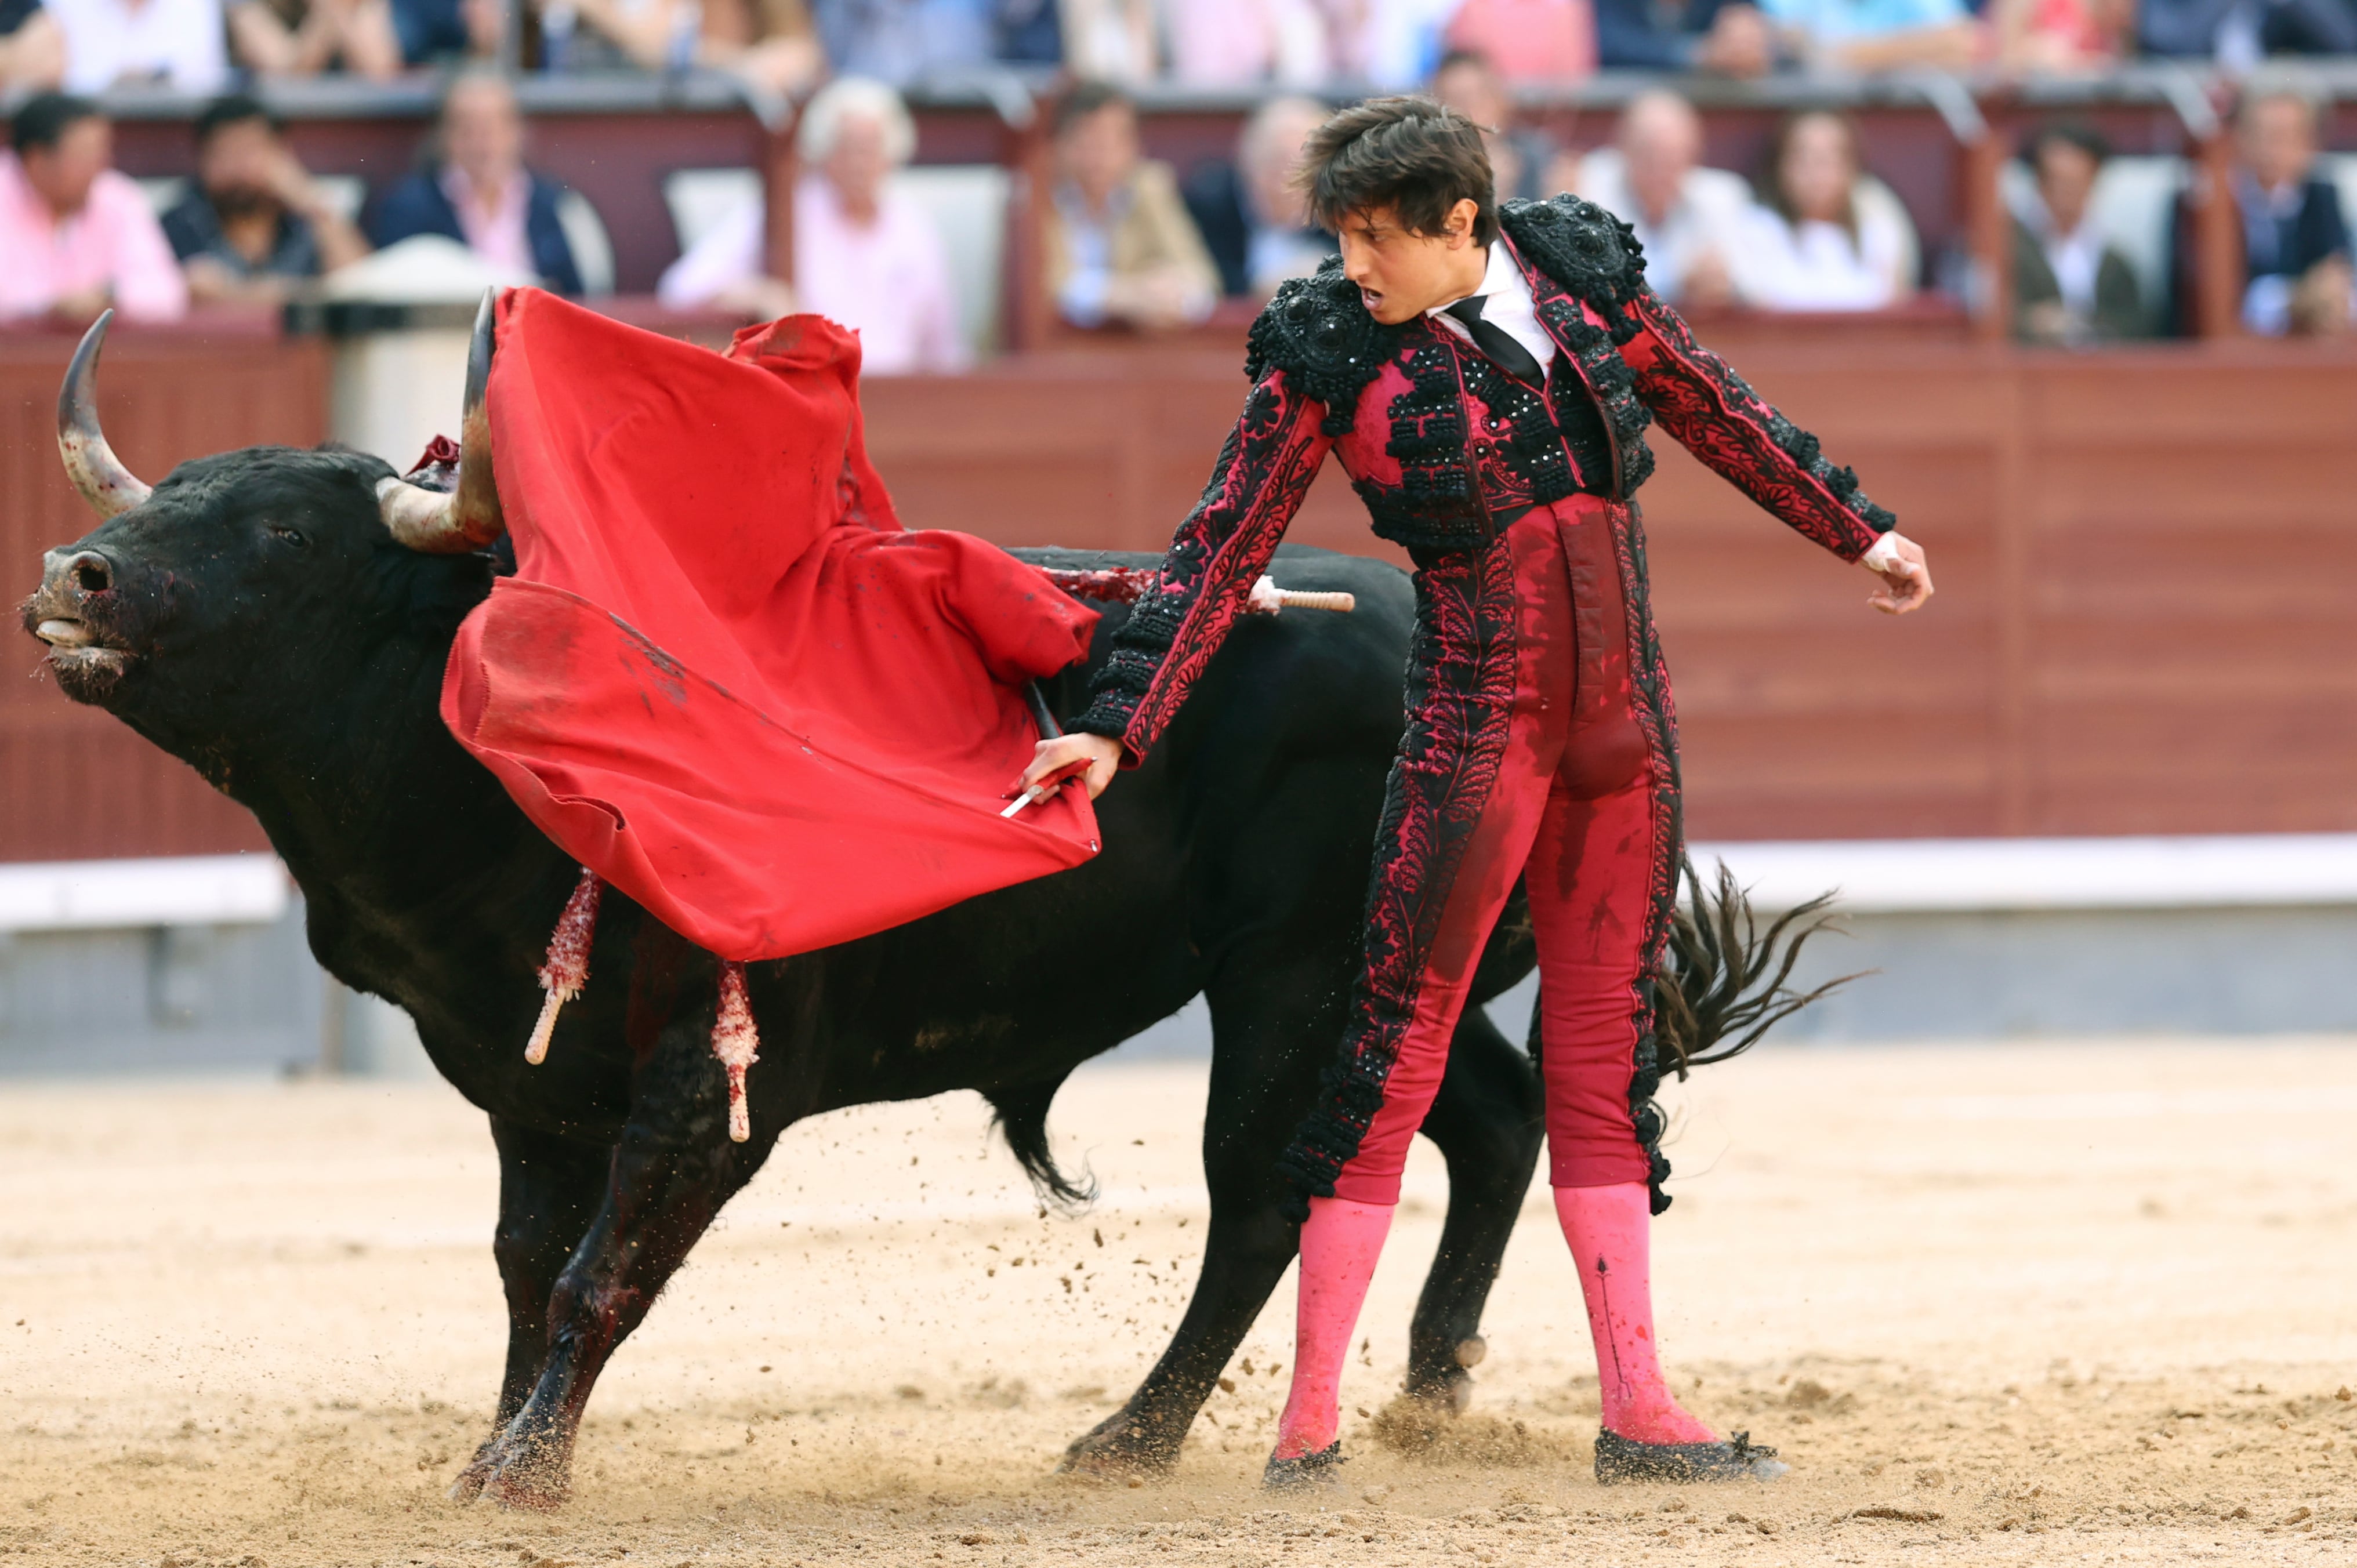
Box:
1653, 857, 1859, 1077
984, 1076, 1097, 1210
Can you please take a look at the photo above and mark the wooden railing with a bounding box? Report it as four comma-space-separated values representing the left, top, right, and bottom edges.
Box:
8, 325, 2354, 861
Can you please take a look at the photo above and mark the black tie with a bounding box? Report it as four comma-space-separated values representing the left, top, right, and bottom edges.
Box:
1444, 293, 1546, 386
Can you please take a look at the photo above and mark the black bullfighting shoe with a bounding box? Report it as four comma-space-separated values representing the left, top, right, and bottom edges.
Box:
1261, 1442, 1347, 1492
1593, 1428, 1788, 1484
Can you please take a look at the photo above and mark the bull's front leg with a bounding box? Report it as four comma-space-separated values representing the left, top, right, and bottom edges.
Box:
449, 1115, 612, 1503
469, 1017, 772, 1509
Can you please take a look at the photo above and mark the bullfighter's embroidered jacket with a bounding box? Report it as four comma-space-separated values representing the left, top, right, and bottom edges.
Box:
1069, 194, 1896, 760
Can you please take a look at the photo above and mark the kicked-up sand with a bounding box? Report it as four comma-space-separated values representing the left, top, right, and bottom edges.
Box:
2, 1038, 2355, 1566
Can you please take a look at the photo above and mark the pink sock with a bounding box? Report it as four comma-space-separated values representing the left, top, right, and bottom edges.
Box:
1270, 1196, 1395, 1460
1554, 1182, 1716, 1445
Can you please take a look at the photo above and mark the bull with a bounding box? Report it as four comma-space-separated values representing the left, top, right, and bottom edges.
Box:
20, 307, 1830, 1509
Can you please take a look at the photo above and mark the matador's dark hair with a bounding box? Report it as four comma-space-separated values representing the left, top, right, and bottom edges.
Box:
1297, 95, 1498, 246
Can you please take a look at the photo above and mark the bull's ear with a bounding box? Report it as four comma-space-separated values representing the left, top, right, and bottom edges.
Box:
56, 310, 153, 519
376, 290, 505, 552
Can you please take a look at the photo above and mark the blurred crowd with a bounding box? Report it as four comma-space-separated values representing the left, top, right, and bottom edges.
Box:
3, 0, 2355, 352
12, 0, 2357, 95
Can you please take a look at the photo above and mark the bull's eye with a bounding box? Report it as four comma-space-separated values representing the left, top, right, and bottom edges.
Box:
269, 525, 309, 547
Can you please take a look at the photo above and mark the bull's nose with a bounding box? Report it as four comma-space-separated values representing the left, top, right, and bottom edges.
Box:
46, 549, 114, 597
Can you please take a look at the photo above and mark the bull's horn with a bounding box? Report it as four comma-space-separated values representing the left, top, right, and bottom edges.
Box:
56, 310, 153, 520
377, 290, 507, 553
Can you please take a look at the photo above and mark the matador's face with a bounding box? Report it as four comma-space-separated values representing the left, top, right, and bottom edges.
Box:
1335, 200, 1489, 326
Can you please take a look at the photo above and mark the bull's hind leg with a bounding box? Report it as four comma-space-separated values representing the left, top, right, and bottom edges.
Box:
468, 1015, 774, 1509
1060, 961, 1340, 1479
449, 1116, 611, 1502
1401, 1000, 1543, 1411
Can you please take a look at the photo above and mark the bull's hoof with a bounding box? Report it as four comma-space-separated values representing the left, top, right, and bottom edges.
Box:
453, 1420, 574, 1509
1056, 1410, 1181, 1482
1400, 1367, 1477, 1417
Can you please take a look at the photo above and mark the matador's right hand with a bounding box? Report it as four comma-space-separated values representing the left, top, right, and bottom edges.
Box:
1016, 732, 1125, 803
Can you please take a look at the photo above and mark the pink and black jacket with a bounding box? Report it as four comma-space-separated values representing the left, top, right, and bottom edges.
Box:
1068, 194, 1896, 762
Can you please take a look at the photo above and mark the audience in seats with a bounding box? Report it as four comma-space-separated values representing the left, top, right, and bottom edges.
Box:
1428, 47, 1576, 202
46, 0, 230, 93
2011, 122, 2145, 343
658, 77, 968, 372
1761, 0, 1976, 71
2198, 86, 2352, 336
1575, 89, 1747, 309
1162, 0, 1329, 88
531, 0, 708, 71
226, 0, 402, 78
805, 0, 1041, 84
1047, 81, 1220, 333
165, 93, 372, 306
1184, 94, 1331, 301
368, 70, 590, 296
1730, 110, 1916, 311
0, 93, 187, 324
1992, 0, 2134, 71
1443, 0, 1594, 81
1596, 0, 1774, 74
699, 0, 824, 94
1, 0, 66, 88
2141, 0, 2357, 63
387, 0, 501, 65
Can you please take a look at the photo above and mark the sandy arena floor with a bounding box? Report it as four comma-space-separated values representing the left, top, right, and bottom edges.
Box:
4, 1039, 2356, 1567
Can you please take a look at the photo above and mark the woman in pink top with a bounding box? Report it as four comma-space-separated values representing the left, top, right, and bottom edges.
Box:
657, 76, 967, 376
0, 93, 187, 324
1446, 0, 1597, 82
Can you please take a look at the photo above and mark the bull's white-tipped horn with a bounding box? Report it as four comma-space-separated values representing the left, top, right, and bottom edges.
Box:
56, 310, 153, 520
377, 289, 507, 553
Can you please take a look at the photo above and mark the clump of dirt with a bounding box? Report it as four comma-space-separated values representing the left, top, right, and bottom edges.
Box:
1365, 1395, 1576, 1468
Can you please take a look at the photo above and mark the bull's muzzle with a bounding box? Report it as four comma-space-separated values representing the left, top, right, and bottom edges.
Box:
28, 548, 116, 648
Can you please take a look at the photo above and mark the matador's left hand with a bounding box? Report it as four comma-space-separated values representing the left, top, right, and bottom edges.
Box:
1861, 532, 1932, 615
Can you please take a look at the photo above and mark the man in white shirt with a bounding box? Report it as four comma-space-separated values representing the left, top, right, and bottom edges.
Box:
48, 0, 228, 94
1576, 89, 1749, 308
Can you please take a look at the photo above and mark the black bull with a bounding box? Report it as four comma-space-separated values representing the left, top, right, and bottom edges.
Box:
21, 368, 1832, 1512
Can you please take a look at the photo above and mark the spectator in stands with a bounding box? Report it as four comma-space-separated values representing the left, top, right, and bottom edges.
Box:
1992, 0, 2133, 71
1325, 0, 1466, 87
701, 0, 824, 94
1597, 0, 1775, 74
532, 0, 704, 71
1731, 110, 1914, 311
1428, 47, 1573, 204
389, 0, 501, 64
1047, 81, 1219, 332
1, 0, 66, 88
2225, 86, 2351, 336
369, 71, 588, 297
0, 93, 186, 325
1183, 94, 1330, 301
1444, 0, 1594, 82
164, 95, 371, 307
46, 0, 231, 92
1760, 0, 1976, 71
2141, 0, 2356, 63
1576, 89, 1748, 310
227, 0, 401, 77
1162, 0, 1328, 87
658, 77, 968, 373
2012, 123, 2144, 343
1060, 0, 1155, 81
808, 0, 995, 84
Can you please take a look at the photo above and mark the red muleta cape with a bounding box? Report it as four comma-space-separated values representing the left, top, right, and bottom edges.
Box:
441, 290, 1101, 963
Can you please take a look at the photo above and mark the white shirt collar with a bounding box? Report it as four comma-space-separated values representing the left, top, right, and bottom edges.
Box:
1424, 240, 1557, 375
